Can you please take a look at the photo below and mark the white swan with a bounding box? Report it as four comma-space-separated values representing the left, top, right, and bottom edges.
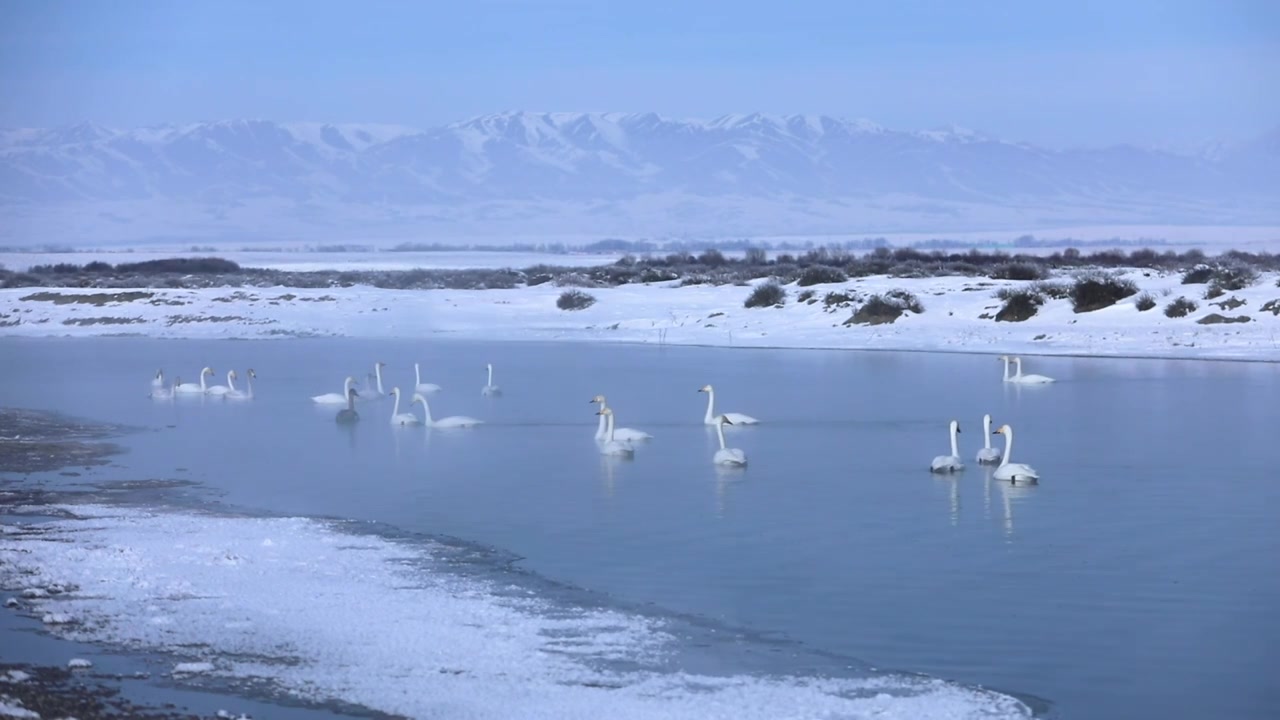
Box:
930, 420, 965, 473
1012, 357, 1055, 384
150, 376, 176, 400
415, 392, 482, 428
388, 387, 422, 425
595, 407, 635, 458
481, 363, 502, 396
698, 385, 758, 425
151, 370, 165, 391
992, 424, 1040, 483
205, 369, 233, 396
313, 376, 357, 404
174, 367, 213, 394
336, 388, 360, 424
712, 415, 748, 466
367, 362, 387, 396
976, 413, 1002, 464
590, 395, 653, 442
226, 370, 255, 400
414, 363, 442, 394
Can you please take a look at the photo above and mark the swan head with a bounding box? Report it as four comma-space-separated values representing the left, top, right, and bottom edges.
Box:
487, 362, 493, 371
377, 361, 387, 368
950, 420, 961, 434
202, 367, 214, 376
229, 370, 238, 379
412, 393, 426, 404
589, 394, 605, 404
595, 407, 614, 417
993, 424, 1011, 435
390, 386, 401, 396
248, 369, 256, 378
155, 369, 163, 378
698, 384, 713, 393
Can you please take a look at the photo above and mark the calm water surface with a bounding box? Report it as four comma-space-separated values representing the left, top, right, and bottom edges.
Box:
3, 337, 1278, 720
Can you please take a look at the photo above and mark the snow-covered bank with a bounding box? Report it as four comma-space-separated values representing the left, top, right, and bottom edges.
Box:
3, 268, 1279, 361
0, 505, 1033, 719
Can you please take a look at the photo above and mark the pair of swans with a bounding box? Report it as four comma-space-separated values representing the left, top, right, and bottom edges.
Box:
171, 367, 254, 397
590, 395, 652, 444
388, 387, 482, 428
999, 356, 1055, 384
932, 417, 1039, 482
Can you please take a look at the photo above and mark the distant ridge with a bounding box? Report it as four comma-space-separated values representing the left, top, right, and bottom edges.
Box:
1, 112, 1276, 243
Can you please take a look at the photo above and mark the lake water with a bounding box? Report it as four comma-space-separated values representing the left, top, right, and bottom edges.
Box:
2, 337, 1278, 719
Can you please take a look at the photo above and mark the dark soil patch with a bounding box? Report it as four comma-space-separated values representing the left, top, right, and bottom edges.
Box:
20, 291, 154, 306
1196, 313, 1252, 325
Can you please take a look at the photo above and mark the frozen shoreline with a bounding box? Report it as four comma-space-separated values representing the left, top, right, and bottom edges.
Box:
2, 267, 1279, 362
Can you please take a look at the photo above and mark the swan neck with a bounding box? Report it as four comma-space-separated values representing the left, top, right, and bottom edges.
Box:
949, 425, 959, 457
415, 364, 421, 385
487, 365, 493, 385
374, 365, 384, 393
983, 416, 992, 448
704, 389, 715, 423
1013, 358, 1023, 378
1000, 428, 1013, 466
227, 372, 237, 392
595, 412, 607, 439
606, 412, 616, 442
715, 421, 727, 449
391, 391, 401, 418
420, 396, 433, 423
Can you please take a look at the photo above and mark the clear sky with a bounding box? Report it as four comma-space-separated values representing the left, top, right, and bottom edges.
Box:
1, 0, 1276, 148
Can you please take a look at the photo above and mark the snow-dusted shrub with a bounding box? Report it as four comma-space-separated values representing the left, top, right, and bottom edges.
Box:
744, 281, 786, 308
556, 289, 596, 311
1070, 273, 1138, 313
1164, 297, 1197, 318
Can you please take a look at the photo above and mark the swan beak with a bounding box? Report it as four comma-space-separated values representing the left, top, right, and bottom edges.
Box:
993, 429, 1003, 435
595, 410, 604, 415
956, 427, 962, 433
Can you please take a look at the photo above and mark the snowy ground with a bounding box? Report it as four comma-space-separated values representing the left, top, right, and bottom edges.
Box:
2, 268, 1279, 361
0, 505, 1033, 720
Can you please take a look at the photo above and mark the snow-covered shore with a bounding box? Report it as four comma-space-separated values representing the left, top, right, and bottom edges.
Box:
3, 268, 1279, 361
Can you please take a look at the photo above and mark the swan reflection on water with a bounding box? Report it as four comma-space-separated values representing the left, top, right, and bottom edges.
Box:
713, 463, 746, 518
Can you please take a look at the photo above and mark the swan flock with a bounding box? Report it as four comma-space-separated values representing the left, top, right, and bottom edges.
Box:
149, 354, 1046, 480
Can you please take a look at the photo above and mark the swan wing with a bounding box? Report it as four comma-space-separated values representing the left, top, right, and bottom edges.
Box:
614, 427, 653, 441
723, 412, 759, 425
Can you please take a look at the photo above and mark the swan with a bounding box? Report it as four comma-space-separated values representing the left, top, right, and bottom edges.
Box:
150, 376, 176, 400
312, 376, 357, 404
595, 407, 635, 458
388, 387, 422, 425
414, 363, 442, 394
992, 424, 1040, 483
976, 413, 1002, 464
414, 392, 482, 428
698, 385, 759, 425
174, 367, 213, 394
151, 370, 165, 391
226, 369, 255, 400
712, 415, 748, 466
481, 363, 502, 396
364, 362, 387, 396
1013, 357, 1055, 384
205, 369, 233, 396
336, 388, 360, 424
930, 420, 965, 473
589, 395, 653, 442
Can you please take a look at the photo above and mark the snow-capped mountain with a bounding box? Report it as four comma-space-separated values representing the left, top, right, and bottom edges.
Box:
0, 112, 1275, 243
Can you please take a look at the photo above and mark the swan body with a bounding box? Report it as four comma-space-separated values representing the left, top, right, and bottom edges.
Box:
150, 376, 176, 400
226, 370, 255, 400
595, 408, 635, 458
930, 420, 965, 473
313, 376, 357, 404
205, 369, 233, 396
335, 388, 360, 424
481, 363, 502, 396
415, 393, 482, 428
992, 423, 1039, 482
1000, 355, 1055, 384
174, 367, 212, 394
590, 395, 653, 442
388, 387, 422, 425
976, 413, 1002, 464
712, 415, 747, 466
699, 385, 758, 426
414, 363, 442, 394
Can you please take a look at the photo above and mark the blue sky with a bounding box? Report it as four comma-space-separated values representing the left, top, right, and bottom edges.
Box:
1, 0, 1276, 148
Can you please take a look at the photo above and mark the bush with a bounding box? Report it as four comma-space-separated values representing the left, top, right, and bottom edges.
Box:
743, 247, 769, 265
1204, 285, 1224, 300
989, 262, 1046, 281
994, 289, 1045, 322
1209, 264, 1258, 292
796, 265, 848, 286
1135, 292, 1157, 311
1164, 297, 1197, 318
885, 289, 924, 313
698, 249, 728, 267
556, 289, 596, 311
1070, 273, 1138, 313
823, 291, 856, 309
114, 257, 240, 274
744, 281, 786, 308
1181, 265, 1214, 284
796, 289, 815, 302
845, 290, 922, 325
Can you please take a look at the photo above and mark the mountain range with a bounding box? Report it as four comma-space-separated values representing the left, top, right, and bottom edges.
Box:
1, 112, 1276, 244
